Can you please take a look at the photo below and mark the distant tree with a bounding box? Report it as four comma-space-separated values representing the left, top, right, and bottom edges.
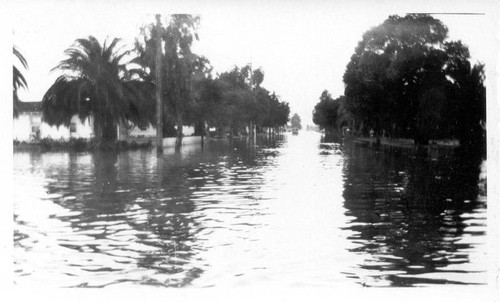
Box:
291, 113, 302, 130
275, 97, 291, 128
13, 46, 28, 117
257, 89, 289, 130
187, 57, 224, 135
189, 64, 289, 136
252, 68, 264, 88
216, 66, 254, 134
312, 90, 343, 132
42, 36, 152, 144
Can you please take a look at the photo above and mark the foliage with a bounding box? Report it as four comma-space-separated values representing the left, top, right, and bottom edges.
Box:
13, 46, 28, 117
41, 36, 153, 144
38, 16, 289, 144
133, 14, 200, 138
312, 90, 345, 132
340, 14, 485, 148
13, 137, 152, 151
214, 65, 289, 133
291, 113, 302, 130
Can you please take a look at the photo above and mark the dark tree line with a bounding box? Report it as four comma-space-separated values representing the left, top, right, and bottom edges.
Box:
39, 14, 290, 145
313, 14, 486, 153
210, 65, 290, 137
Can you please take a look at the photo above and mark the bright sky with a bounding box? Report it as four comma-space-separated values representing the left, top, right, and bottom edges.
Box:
11, 0, 497, 126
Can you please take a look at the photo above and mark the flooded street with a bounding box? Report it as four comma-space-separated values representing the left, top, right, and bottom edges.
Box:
13, 131, 487, 287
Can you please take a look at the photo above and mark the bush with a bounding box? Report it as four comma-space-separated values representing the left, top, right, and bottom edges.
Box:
14, 137, 154, 152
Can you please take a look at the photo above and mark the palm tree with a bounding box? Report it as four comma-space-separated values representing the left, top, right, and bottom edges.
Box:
13, 46, 28, 117
42, 36, 154, 144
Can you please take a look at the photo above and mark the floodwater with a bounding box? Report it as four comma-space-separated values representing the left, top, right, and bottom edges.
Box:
13, 131, 487, 287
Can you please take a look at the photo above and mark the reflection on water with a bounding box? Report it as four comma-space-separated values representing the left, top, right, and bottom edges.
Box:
13, 132, 487, 287
341, 144, 487, 286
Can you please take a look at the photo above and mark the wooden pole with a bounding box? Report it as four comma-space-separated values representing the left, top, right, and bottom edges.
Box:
155, 14, 163, 154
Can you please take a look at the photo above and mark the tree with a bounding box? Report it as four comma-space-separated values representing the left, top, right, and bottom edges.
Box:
180, 63, 290, 137
448, 62, 486, 153
343, 14, 482, 146
256, 88, 290, 131
186, 57, 224, 136
312, 90, 343, 133
344, 14, 450, 140
216, 65, 256, 134
291, 113, 302, 130
42, 36, 153, 144
134, 14, 200, 148
13, 46, 28, 117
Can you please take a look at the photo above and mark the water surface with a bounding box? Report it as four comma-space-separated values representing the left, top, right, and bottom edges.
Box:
13, 132, 487, 287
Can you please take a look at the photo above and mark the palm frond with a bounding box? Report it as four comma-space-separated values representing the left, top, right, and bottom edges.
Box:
13, 46, 28, 69
13, 66, 28, 90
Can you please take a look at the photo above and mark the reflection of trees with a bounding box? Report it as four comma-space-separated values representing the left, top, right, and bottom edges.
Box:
341, 143, 486, 286
42, 150, 204, 286
39, 134, 282, 287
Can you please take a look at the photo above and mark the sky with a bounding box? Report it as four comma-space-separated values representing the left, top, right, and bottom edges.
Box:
9, 0, 498, 126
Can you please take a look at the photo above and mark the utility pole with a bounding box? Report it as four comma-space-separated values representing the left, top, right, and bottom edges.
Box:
155, 14, 163, 154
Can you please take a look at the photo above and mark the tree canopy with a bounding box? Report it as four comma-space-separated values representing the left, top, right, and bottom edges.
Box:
291, 113, 302, 130
213, 65, 290, 134
312, 90, 345, 132
133, 14, 200, 139
41, 36, 152, 143
334, 14, 485, 148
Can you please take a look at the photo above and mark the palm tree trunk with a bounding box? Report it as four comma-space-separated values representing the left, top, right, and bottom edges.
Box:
93, 114, 116, 146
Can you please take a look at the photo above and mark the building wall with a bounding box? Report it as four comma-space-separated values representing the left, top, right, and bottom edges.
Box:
13, 113, 34, 141
68, 116, 93, 139
13, 113, 93, 141
14, 113, 196, 142
127, 124, 195, 138
183, 126, 195, 136
40, 123, 69, 140
129, 124, 156, 138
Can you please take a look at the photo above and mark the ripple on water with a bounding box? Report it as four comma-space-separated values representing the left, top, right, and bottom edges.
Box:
13, 133, 487, 287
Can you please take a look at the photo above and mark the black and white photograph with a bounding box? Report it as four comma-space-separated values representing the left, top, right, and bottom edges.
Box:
2, 0, 498, 300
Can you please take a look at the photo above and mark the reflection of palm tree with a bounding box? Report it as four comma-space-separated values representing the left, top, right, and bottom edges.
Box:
13, 46, 28, 117
37, 141, 271, 286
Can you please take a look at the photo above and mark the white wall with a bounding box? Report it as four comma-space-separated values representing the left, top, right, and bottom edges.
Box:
13, 113, 93, 141
129, 124, 156, 138
183, 126, 195, 136
40, 123, 69, 140
14, 113, 197, 142
127, 125, 195, 138
13, 114, 33, 141
69, 116, 93, 139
